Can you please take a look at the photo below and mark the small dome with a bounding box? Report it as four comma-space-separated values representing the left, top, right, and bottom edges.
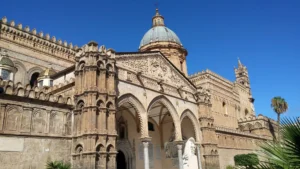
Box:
140, 26, 182, 48
39, 67, 57, 78
0, 56, 14, 67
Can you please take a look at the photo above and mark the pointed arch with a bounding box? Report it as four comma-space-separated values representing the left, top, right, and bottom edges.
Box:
117, 93, 148, 138
13, 60, 27, 84
180, 109, 201, 142
147, 95, 182, 141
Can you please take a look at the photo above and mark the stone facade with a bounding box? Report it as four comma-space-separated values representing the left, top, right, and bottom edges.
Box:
0, 9, 277, 169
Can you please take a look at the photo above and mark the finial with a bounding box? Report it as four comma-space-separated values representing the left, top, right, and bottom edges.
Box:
17, 23, 22, 29
10, 20, 15, 27
238, 57, 242, 67
2, 16, 7, 24
32, 28, 37, 35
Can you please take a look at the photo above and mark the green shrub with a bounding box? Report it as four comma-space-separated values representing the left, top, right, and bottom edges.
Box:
226, 165, 235, 169
234, 153, 259, 168
46, 161, 71, 169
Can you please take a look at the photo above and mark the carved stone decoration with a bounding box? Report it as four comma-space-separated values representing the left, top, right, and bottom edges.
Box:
116, 54, 195, 92
164, 142, 178, 159
32, 109, 46, 133
182, 137, 198, 169
65, 113, 72, 135
49, 111, 64, 135
20, 108, 32, 132
0, 104, 5, 131
5, 105, 21, 131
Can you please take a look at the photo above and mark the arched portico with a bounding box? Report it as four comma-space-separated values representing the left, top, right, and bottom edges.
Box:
117, 93, 149, 138
147, 95, 182, 141
180, 109, 203, 169
146, 95, 186, 169
180, 109, 201, 142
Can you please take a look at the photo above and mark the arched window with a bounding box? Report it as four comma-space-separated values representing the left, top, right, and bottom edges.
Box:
117, 116, 127, 140
180, 61, 183, 71
1, 69, 11, 80
222, 101, 227, 115
222, 102, 226, 107
30, 72, 40, 87
119, 125, 125, 139
245, 109, 249, 116
148, 122, 155, 131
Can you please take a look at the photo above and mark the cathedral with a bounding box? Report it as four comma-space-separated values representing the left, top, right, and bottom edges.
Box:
0, 9, 277, 169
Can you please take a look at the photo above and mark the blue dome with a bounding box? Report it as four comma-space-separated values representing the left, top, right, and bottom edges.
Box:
140, 26, 182, 48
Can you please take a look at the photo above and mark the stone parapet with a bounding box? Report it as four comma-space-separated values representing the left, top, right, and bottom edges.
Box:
215, 126, 267, 140
189, 69, 234, 87
0, 16, 77, 62
0, 78, 73, 106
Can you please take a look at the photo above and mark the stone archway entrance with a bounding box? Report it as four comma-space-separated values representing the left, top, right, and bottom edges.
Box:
117, 150, 126, 169
117, 140, 136, 169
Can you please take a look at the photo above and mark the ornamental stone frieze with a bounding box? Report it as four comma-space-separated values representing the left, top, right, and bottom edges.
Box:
116, 53, 195, 93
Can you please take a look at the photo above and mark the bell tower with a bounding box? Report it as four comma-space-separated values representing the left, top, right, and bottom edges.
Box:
72, 41, 117, 169
235, 58, 250, 90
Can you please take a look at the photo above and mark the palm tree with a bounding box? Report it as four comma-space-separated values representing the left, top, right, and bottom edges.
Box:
256, 117, 300, 169
46, 161, 71, 169
271, 97, 288, 124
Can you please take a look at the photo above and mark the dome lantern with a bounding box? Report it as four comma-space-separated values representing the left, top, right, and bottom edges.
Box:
37, 66, 56, 88
152, 9, 165, 27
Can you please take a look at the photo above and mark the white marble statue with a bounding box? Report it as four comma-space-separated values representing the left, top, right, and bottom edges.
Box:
183, 137, 199, 169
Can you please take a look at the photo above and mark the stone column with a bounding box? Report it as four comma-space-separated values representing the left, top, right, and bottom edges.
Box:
176, 143, 184, 169
141, 137, 151, 169
99, 154, 106, 169
107, 154, 116, 169
0, 104, 6, 131
196, 143, 203, 169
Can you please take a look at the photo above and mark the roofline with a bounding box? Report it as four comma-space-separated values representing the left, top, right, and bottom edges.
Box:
116, 51, 197, 89
116, 51, 159, 55
51, 65, 75, 79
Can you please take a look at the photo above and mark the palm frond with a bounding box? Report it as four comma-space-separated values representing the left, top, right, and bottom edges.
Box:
256, 117, 300, 169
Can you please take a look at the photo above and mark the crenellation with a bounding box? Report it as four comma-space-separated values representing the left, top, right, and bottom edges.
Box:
0, 16, 77, 62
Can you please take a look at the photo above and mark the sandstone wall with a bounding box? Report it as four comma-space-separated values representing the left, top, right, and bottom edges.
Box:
0, 136, 71, 169
218, 148, 254, 169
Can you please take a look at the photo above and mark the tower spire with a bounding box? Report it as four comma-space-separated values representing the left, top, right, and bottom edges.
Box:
238, 57, 243, 67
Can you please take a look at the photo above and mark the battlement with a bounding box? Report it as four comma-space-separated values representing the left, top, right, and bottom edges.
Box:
75, 42, 116, 58
238, 114, 277, 124
0, 16, 77, 62
0, 78, 73, 106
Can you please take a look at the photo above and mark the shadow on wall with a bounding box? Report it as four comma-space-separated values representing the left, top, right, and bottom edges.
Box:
267, 119, 276, 140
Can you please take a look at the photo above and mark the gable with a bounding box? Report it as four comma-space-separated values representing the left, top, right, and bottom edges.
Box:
116, 52, 196, 93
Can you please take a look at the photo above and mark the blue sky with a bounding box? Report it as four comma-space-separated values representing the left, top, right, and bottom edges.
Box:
1, 0, 299, 119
